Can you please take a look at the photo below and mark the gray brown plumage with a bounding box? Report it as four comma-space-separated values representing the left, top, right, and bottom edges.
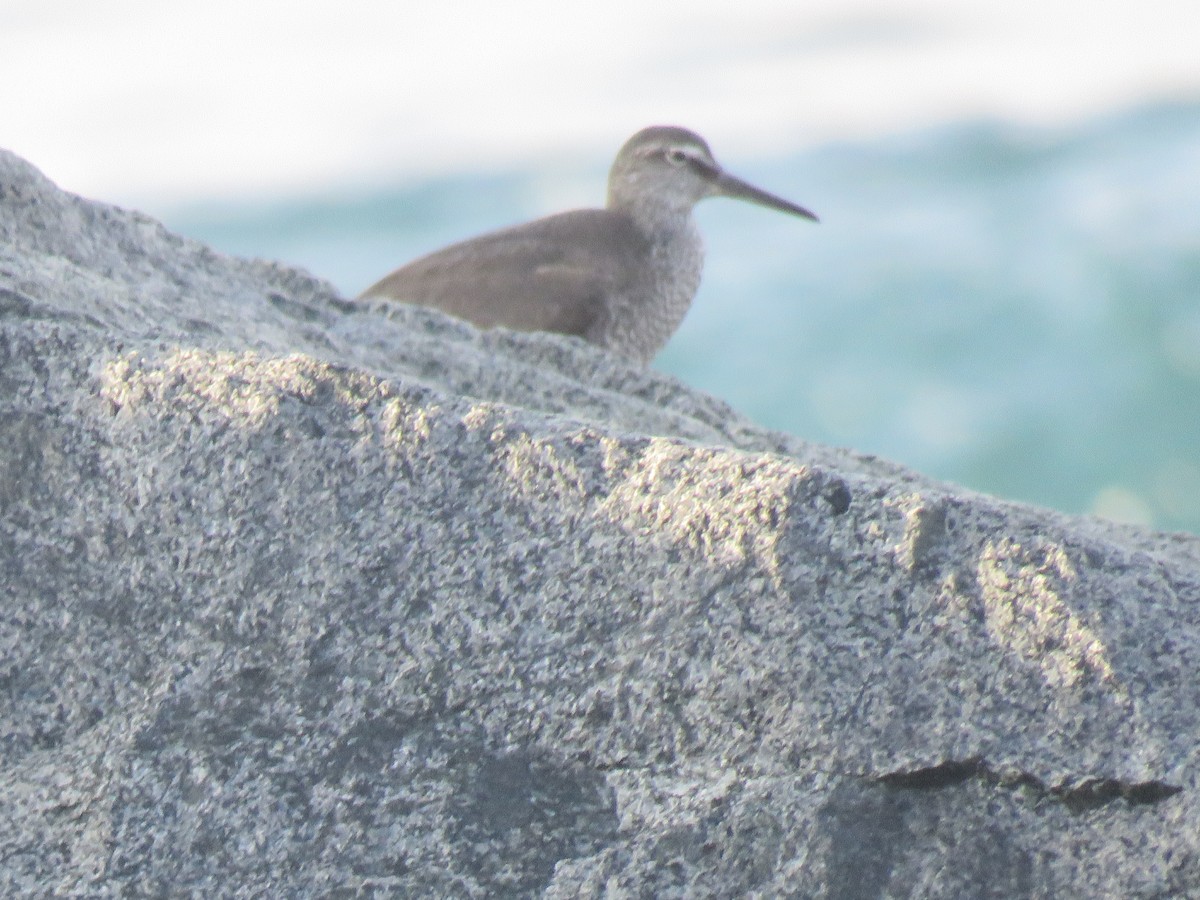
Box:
359, 126, 818, 365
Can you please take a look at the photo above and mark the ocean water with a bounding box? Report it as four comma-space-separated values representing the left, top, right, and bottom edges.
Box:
164, 100, 1200, 535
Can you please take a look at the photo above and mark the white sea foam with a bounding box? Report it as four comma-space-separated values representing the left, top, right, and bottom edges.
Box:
1, 0, 1198, 210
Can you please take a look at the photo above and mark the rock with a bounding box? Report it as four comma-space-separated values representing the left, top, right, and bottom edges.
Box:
1, 147, 1198, 897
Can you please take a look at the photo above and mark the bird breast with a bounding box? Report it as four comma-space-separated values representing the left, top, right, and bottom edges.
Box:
587, 220, 705, 365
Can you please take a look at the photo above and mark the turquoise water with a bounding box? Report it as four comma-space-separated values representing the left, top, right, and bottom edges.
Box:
165, 100, 1200, 534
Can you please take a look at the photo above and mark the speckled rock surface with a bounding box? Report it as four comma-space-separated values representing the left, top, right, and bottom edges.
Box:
2, 148, 1199, 897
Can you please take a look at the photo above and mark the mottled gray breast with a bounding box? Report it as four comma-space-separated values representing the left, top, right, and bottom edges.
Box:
585, 221, 705, 365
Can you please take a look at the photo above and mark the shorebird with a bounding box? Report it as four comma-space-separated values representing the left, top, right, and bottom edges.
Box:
359, 125, 818, 365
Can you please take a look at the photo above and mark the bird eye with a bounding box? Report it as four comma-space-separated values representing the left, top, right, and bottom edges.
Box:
665, 148, 688, 166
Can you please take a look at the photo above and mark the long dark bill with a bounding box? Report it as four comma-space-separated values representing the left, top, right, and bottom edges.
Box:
714, 170, 819, 222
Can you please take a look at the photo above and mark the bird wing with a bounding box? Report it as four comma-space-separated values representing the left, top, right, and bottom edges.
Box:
359, 209, 650, 337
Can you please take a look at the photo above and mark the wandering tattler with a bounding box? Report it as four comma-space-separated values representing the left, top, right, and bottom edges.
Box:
359, 125, 818, 365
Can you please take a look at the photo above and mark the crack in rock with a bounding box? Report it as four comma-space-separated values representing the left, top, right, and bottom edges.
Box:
878, 757, 1182, 813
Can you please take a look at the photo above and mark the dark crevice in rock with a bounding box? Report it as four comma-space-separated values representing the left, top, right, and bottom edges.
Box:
878, 757, 985, 789
878, 757, 1182, 812
821, 478, 852, 515
1057, 778, 1183, 813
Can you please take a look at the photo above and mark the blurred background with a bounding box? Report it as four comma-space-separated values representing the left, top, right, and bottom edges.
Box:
3, 1, 1199, 533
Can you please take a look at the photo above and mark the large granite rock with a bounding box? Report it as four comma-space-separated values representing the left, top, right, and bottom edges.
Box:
2, 147, 1198, 897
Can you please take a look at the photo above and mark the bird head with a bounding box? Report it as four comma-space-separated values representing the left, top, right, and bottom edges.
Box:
607, 125, 819, 224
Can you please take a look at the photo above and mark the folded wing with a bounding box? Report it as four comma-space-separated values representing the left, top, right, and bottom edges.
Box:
360, 209, 651, 338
